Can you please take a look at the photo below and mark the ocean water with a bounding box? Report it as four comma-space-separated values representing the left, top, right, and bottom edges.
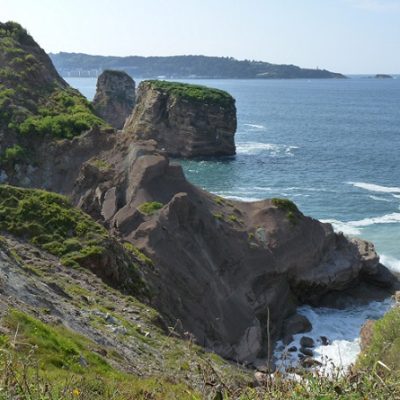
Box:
67, 76, 400, 370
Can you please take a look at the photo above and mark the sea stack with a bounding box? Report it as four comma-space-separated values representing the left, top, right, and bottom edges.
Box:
93, 70, 136, 129
123, 80, 236, 158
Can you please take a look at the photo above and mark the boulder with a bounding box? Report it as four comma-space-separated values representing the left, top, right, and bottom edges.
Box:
93, 70, 136, 129
300, 336, 315, 348
123, 80, 236, 158
282, 313, 312, 342
299, 347, 314, 357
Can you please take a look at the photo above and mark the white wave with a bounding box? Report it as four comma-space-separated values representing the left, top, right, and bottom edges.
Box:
393, 194, 400, 199
380, 254, 400, 274
320, 219, 361, 235
322, 213, 400, 235
237, 142, 298, 156
369, 195, 393, 202
350, 212, 400, 227
224, 195, 260, 202
243, 123, 266, 129
275, 298, 393, 375
348, 181, 400, 194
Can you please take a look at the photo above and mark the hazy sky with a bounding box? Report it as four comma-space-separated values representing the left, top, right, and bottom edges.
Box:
1, 0, 399, 74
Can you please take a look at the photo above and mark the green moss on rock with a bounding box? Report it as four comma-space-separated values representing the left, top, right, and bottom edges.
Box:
138, 201, 164, 215
0, 184, 108, 267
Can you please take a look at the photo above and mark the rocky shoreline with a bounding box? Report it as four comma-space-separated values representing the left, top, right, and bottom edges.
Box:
0, 21, 399, 382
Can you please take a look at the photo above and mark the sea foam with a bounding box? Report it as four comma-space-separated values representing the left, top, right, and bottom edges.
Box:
348, 181, 400, 194
237, 142, 298, 156
275, 298, 393, 375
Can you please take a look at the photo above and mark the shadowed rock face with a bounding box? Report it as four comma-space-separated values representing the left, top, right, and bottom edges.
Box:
93, 70, 136, 129
123, 81, 236, 158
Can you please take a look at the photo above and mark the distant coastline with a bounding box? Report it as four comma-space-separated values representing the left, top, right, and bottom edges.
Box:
49, 52, 346, 79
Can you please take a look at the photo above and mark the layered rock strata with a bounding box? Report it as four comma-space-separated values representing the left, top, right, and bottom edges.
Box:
123, 80, 236, 158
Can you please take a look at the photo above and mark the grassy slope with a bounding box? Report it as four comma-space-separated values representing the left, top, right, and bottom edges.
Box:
0, 21, 104, 143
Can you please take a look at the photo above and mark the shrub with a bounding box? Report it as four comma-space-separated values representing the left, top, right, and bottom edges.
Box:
0, 144, 25, 165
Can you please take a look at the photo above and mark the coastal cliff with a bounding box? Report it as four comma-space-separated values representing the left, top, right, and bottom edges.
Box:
1, 21, 399, 399
93, 70, 136, 129
124, 80, 236, 158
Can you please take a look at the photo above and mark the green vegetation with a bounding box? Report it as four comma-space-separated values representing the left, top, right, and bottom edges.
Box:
138, 201, 164, 215
0, 21, 105, 139
271, 198, 299, 213
271, 198, 299, 225
1, 306, 400, 399
0, 185, 109, 269
17, 89, 104, 139
213, 212, 224, 221
0, 144, 26, 166
358, 305, 400, 379
146, 80, 234, 107
123, 242, 154, 267
228, 214, 239, 223
89, 158, 111, 171
0, 310, 200, 399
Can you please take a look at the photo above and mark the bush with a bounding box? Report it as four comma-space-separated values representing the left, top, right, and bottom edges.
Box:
0, 144, 25, 165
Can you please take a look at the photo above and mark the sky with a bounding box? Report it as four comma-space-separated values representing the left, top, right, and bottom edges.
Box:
1, 0, 399, 74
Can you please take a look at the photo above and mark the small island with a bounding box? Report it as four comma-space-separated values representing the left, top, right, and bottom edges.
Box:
123, 80, 237, 158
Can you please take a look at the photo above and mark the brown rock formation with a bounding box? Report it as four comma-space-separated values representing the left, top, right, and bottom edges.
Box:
93, 70, 136, 129
67, 136, 398, 364
123, 80, 236, 158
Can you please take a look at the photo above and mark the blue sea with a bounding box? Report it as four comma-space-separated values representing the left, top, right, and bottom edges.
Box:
68, 76, 400, 369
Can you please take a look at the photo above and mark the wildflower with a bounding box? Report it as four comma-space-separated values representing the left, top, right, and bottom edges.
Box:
72, 388, 80, 396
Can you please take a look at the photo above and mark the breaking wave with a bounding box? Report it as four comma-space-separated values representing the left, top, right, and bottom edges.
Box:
348, 181, 400, 194
237, 142, 298, 156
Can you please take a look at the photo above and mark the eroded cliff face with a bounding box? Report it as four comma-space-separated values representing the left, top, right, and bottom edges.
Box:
93, 70, 136, 129
123, 81, 236, 158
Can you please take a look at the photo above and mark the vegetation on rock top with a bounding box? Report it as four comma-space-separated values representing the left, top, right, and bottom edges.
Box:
145, 80, 235, 107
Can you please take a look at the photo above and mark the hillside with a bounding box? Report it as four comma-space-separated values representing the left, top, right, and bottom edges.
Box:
49, 52, 346, 79
0, 22, 104, 142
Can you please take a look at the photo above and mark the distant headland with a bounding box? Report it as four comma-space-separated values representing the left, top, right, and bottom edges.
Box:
375, 74, 393, 79
49, 52, 346, 79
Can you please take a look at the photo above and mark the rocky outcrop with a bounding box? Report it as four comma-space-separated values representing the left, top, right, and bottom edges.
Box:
68, 137, 399, 365
93, 70, 136, 129
123, 80, 236, 158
